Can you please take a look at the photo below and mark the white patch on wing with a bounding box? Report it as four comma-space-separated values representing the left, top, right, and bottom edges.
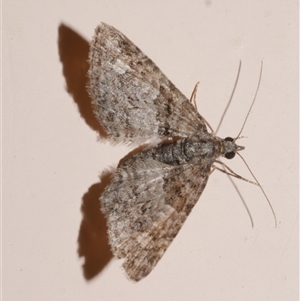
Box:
112, 59, 132, 74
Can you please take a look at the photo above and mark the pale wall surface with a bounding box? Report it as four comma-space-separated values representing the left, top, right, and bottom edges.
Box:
3, 1, 298, 300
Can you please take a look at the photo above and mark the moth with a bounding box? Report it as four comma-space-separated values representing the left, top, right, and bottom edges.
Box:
87, 23, 272, 281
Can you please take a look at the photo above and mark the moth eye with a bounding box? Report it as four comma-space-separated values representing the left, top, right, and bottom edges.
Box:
225, 152, 235, 159
225, 137, 234, 142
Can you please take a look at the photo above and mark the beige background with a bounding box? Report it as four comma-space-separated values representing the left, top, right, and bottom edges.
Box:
3, 1, 298, 300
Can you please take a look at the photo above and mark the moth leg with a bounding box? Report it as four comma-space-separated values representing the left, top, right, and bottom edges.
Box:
212, 163, 254, 227
209, 165, 216, 176
189, 82, 200, 110
189, 82, 214, 133
214, 161, 258, 186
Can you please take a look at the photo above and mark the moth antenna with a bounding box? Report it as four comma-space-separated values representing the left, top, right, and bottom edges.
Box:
233, 62, 277, 225
215, 60, 242, 135
235, 61, 263, 140
237, 152, 278, 228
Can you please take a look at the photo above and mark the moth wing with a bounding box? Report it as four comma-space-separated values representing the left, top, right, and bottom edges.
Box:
101, 148, 210, 281
88, 23, 207, 144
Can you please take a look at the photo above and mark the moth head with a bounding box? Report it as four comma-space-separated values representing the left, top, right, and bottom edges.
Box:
223, 137, 245, 159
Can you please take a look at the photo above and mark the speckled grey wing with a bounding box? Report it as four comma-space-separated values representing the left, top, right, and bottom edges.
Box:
88, 23, 207, 143
101, 147, 210, 281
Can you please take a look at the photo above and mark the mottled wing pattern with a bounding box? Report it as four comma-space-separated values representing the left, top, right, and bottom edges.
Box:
101, 147, 210, 281
88, 23, 207, 143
